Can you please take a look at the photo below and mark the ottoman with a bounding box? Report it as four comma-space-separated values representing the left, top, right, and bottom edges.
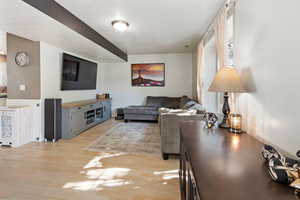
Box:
123, 106, 159, 122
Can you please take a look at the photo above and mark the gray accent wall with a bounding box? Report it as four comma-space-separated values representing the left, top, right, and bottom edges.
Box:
7, 33, 40, 99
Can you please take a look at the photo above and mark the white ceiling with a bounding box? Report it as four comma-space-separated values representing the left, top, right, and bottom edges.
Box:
0, 0, 224, 62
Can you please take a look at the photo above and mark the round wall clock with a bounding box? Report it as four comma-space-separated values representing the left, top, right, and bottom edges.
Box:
15, 52, 30, 66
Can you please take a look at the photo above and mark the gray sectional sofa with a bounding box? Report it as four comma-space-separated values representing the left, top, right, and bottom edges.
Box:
123, 96, 205, 160
159, 108, 204, 159
123, 96, 183, 122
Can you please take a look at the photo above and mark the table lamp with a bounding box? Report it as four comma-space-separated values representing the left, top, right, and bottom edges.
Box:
208, 67, 246, 129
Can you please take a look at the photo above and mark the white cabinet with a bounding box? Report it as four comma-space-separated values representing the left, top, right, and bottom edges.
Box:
0, 106, 33, 147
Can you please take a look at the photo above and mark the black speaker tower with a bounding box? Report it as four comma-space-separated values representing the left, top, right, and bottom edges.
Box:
45, 98, 62, 142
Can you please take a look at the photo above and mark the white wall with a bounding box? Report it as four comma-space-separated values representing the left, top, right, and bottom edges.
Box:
0, 31, 7, 87
192, 51, 197, 99
40, 42, 101, 103
40, 42, 102, 140
101, 53, 193, 111
234, 0, 300, 155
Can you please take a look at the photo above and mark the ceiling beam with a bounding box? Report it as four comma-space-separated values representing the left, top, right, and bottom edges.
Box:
22, 0, 128, 61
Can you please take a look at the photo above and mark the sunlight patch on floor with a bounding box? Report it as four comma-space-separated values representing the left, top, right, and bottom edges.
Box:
153, 169, 179, 180
63, 153, 132, 191
153, 170, 178, 175
85, 168, 131, 180
63, 179, 131, 191
83, 153, 126, 169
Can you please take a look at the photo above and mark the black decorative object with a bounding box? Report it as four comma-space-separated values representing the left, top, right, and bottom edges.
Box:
203, 112, 218, 129
262, 144, 281, 161
262, 144, 300, 195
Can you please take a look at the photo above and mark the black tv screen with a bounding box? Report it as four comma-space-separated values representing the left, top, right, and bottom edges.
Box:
61, 53, 97, 90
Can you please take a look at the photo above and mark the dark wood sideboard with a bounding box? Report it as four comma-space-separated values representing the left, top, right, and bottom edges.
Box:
179, 121, 297, 200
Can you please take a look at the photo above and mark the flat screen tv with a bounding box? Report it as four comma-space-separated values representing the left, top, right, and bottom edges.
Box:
61, 53, 97, 90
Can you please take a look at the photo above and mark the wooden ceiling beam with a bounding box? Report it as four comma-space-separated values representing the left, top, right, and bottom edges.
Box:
22, 0, 128, 61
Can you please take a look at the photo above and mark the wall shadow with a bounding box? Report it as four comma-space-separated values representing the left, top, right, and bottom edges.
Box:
240, 67, 257, 93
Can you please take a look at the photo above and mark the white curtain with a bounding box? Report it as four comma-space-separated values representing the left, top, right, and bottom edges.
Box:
196, 41, 204, 104
196, 0, 235, 107
215, 6, 227, 112
215, 10, 226, 70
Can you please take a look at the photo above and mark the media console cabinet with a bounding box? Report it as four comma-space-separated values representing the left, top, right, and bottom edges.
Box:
179, 121, 295, 200
62, 99, 111, 139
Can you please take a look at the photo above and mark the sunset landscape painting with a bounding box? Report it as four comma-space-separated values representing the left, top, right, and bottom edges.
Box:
131, 63, 165, 87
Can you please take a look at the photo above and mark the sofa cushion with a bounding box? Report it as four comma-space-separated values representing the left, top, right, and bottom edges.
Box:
124, 106, 159, 115
146, 96, 165, 107
146, 96, 181, 109
162, 97, 181, 109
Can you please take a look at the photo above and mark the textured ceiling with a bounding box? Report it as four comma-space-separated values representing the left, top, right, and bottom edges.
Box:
0, 0, 224, 62
55, 0, 224, 54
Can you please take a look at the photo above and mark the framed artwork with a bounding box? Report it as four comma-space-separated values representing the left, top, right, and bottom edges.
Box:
131, 63, 165, 87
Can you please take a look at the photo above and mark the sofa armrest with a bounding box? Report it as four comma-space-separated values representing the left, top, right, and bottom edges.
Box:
160, 112, 204, 123
159, 112, 204, 154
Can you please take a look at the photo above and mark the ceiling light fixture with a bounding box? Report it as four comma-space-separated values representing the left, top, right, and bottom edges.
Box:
112, 20, 130, 32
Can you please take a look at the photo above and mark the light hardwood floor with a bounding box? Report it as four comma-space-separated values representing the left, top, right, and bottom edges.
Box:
0, 119, 180, 200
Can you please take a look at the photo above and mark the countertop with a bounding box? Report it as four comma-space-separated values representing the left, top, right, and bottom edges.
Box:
0, 105, 30, 110
62, 98, 111, 109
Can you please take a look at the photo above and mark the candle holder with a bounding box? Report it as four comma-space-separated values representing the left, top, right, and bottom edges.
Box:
229, 114, 242, 134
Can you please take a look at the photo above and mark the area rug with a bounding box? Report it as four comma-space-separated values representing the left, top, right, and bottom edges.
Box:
86, 122, 161, 156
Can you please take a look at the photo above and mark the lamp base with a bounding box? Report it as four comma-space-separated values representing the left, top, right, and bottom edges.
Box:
219, 92, 230, 129
219, 122, 230, 129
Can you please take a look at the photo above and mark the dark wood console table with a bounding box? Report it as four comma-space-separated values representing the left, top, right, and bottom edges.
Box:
179, 121, 296, 200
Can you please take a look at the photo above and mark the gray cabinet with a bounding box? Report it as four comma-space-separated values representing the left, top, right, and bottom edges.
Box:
70, 109, 85, 135
62, 99, 111, 139
102, 101, 112, 121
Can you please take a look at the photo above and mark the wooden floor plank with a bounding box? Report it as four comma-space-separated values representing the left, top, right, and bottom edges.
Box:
0, 119, 179, 200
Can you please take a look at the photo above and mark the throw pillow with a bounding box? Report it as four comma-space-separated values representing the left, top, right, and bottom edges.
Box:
188, 103, 205, 112
179, 95, 191, 108
182, 100, 197, 109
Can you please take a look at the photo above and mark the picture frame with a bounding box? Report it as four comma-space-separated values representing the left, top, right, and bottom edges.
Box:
131, 63, 165, 87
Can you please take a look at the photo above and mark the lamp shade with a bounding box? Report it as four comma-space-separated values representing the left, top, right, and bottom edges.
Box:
0, 54, 6, 63
208, 67, 246, 93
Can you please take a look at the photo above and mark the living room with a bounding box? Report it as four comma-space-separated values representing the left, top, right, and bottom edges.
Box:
0, 0, 300, 199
